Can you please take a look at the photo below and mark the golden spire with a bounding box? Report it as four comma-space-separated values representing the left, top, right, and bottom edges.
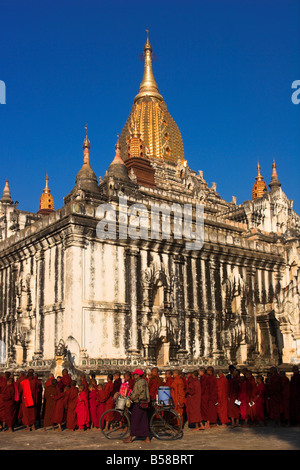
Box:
38, 174, 55, 215
120, 31, 185, 166
134, 28, 163, 102
252, 160, 268, 199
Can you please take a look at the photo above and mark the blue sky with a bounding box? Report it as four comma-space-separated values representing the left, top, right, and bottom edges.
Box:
1, 0, 299, 213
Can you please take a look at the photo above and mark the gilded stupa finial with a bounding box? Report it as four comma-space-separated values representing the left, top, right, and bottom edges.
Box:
134, 28, 163, 102
38, 173, 54, 215
252, 159, 268, 199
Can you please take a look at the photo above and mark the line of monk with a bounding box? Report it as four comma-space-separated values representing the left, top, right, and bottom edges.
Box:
0, 365, 299, 432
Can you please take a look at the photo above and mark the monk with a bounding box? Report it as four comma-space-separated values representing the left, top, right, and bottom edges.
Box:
51, 388, 68, 431
238, 375, 248, 424
205, 367, 218, 429
198, 367, 209, 425
33, 373, 43, 426
266, 367, 281, 425
44, 373, 55, 388
88, 383, 98, 429
148, 367, 163, 402
255, 375, 266, 425
290, 365, 300, 425
124, 371, 135, 392
170, 369, 185, 424
19, 371, 38, 431
279, 371, 290, 425
217, 369, 229, 426
65, 380, 78, 431
227, 369, 240, 427
42, 379, 59, 431
113, 372, 122, 395
98, 375, 114, 432
186, 371, 204, 430
61, 369, 72, 389
0, 372, 8, 430
79, 374, 89, 393
245, 371, 257, 426
164, 370, 174, 388
75, 384, 89, 431
96, 384, 106, 429
3, 377, 17, 432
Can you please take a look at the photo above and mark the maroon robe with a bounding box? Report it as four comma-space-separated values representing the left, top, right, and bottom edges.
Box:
290, 371, 300, 424
186, 376, 202, 424
43, 384, 59, 427
256, 382, 266, 423
200, 374, 209, 421
217, 374, 230, 424
61, 373, 72, 389
280, 375, 290, 422
227, 375, 240, 419
206, 374, 218, 424
96, 389, 106, 428
0, 375, 7, 423
51, 391, 67, 424
3, 383, 17, 428
65, 386, 78, 430
148, 375, 163, 401
266, 372, 281, 422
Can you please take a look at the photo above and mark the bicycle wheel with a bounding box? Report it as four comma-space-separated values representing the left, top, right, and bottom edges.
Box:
150, 408, 183, 440
100, 409, 130, 440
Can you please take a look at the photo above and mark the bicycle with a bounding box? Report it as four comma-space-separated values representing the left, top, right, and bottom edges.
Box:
100, 396, 183, 441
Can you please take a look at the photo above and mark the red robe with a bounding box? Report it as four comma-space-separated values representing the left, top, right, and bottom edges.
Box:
238, 380, 248, 420
217, 374, 229, 424
75, 390, 89, 429
164, 377, 174, 388
148, 375, 163, 401
98, 381, 114, 421
19, 377, 38, 426
206, 374, 218, 424
186, 376, 202, 424
65, 386, 78, 430
88, 388, 98, 427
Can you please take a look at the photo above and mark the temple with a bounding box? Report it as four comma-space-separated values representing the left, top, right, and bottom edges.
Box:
0, 32, 299, 378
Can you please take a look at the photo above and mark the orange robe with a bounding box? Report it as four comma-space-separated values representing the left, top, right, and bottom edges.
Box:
171, 376, 185, 421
